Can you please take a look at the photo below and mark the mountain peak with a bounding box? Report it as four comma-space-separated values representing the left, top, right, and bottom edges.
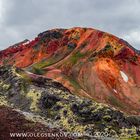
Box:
0, 27, 140, 115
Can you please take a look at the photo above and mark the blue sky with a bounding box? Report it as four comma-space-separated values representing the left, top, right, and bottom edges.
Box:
0, 0, 140, 49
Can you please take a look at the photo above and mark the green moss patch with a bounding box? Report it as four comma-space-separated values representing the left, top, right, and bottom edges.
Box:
70, 52, 86, 64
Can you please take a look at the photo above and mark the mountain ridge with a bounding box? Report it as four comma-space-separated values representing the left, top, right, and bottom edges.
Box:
0, 27, 140, 115
1, 27, 140, 139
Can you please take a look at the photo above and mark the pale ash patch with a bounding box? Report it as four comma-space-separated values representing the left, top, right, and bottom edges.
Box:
22, 41, 30, 45
113, 89, 117, 93
120, 71, 128, 82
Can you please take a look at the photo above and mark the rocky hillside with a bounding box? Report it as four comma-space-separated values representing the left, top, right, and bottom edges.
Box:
0, 66, 140, 139
0, 27, 140, 139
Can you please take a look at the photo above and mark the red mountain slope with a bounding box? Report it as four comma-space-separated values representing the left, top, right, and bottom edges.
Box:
0, 27, 140, 115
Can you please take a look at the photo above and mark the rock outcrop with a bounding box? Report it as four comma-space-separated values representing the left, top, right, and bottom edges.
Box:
0, 66, 140, 139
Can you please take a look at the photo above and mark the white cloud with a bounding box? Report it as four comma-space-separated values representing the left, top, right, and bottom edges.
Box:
124, 31, 140, 42
0, 0, 140, 50
122, 31, 140, 49
0, 0, 4, 25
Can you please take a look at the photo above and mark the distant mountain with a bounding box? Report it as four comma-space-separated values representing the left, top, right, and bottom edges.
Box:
0, 27, 140, 139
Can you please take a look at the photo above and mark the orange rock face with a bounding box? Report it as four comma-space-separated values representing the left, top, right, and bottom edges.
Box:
0, 27, 140, 115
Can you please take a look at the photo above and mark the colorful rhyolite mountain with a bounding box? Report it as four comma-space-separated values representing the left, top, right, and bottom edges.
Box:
0, 27, 140, 116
